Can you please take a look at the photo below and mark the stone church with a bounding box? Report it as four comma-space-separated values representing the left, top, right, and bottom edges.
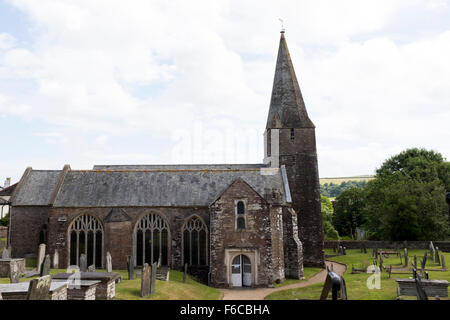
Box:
8, 31, 324, 288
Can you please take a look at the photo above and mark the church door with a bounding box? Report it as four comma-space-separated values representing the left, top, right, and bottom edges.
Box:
231, 255, 252, 287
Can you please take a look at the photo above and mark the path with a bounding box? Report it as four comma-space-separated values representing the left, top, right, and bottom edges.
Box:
220, 260, 347, 300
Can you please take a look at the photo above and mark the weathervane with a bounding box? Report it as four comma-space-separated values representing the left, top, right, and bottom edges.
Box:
279, 18, 285, 33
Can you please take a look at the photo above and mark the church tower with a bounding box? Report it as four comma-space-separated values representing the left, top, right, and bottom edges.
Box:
264, 31, 325, 267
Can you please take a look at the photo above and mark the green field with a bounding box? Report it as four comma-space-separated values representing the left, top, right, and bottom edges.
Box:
320, 175, 374, 185
266, 249, 450, 300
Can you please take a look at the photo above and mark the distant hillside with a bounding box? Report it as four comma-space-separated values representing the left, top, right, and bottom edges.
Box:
320, 175, 374, 185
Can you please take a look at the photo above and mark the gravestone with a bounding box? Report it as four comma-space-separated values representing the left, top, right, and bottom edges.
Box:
343, 247, 347, 255
363, 243, 367, 254
52, 250, 59, 269
140, 263, 151, 297
88, 264, 96, 272
106, 252, 112, 273
80, 254, 87, 272
435, 247, 440, 266
9, 260, 20, 283
40, 254, 51, 277
127, 255, 134, 280
413, 255, 417, 269
150, 262, 157, 295
441, 255, 446, 270
379, 255, 383, 271
36, 244, 46, 273
26, 275, 52, 300
183, 263, 187, 283
429, 242, 435, 262
2, 247, 9, 259
404, 248, 409, 267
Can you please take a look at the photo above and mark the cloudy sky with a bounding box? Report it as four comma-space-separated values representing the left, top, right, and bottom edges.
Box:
1, 0, 449, 183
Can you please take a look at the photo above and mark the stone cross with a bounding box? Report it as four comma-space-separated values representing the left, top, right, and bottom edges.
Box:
441, 254, 446, 270
88, 264, 96, 272
127, 255, 134, 280
150, 262, 157, 295
9, 259, 20, 283
40, 254, 51, 277
79, 253, 87, 272
404, 248, 408, 267
36, 243, 46, 273
26, 275, 52, 300
106, 252, 112, 273
2, 247, 9, 259
140, 263, 151, 297
183, 263, 188, 283
52, 250, 59, 269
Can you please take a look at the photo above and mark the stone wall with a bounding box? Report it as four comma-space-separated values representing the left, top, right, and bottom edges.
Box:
324, 240, 450, 252
209, 179, 277, 288
282, 208, 304, 279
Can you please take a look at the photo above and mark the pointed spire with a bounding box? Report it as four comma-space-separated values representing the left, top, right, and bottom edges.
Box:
266, 32, 314, 129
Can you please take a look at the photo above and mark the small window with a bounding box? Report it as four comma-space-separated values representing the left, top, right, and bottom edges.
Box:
237, 217, 246, 230
290, 128, 295, 141
237, 201, 245, 214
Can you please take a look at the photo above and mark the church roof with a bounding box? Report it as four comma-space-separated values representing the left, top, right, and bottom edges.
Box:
12, 167, 291, 207
266, 32, 314, 129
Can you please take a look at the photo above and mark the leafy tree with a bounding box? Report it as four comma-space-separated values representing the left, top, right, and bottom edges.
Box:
321, 195, 339, 239
365, 148, 449, 240
320, 180, 368, 198
332, 187, 366, 239
0, 213, 8, 227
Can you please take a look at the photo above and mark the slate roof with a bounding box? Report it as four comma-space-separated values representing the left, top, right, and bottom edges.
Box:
266, 32, 314, 129
93, 164, 267, 170
12, 167, 290, 207
0, 183, 18, 196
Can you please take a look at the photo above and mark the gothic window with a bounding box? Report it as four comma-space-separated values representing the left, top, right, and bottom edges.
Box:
68, 214, 103, 268
183, 216, 208, 266
290, 128, 295, 141
135, 213, 170, 266
236, 200, 246, 230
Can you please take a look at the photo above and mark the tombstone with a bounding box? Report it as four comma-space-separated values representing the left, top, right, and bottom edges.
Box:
127, 255, 134, 280
320, 268, 347, 300
379, 255, 383, 271
441, 254, 446, 270
36, 243, 46, 273
363, 243, 367, 254
26, 275, 52, 300
413, 255, 417, 269
413, 270, 428, 301
9, 260, 20, 283
106, 252, 112, 273
40, 254, 51, 277
435, 247, 440, 266
2, 247, 9, 259
404, 248, 409, 267
88, 264, 96, 272
429, 242, 435, 262
183, 263, 187, 283
79, 254, 87, 272
140, 263, 151, 297
343, 247, 347, 255
150, 262, 157, 295
52, 249, 59, 269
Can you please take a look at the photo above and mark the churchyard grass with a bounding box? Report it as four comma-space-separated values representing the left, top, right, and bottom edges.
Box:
274, 267, 323, 288
266, 249, 450, 300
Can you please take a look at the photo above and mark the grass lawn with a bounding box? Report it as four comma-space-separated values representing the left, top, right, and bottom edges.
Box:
274, 267, 323, 288
266, 249, 450, 300
0, 268, 223, 300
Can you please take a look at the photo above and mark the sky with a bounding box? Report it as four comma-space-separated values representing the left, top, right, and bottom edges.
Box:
0, 0, 449, 183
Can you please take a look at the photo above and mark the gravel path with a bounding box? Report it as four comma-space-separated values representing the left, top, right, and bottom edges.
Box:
220, 260, 347, 300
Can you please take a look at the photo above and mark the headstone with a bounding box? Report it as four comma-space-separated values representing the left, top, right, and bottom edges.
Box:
9, 260, 20, 283
40, 254, 51, 276
379, 255, 383, 271
363, 243, 367, 254
140, 263, 151, 297
183, 263, 187, 283
430, 242, 435, 262
26, 275, 52, 300
106, 252, 112, 273
80, 254, 87, 272
150, 262, 157, 295
88, 264, 96, 272
127, 255, 134, 280
435, 247, 440, 266
404, 248, 409, 267
343, 247, 347, 255
413, 255, 417, 268
423, 253, 427, 267
441, 254, 446, 270
2, 247, 9, 259
36, 244, 46, 273
52, 250, 59, 269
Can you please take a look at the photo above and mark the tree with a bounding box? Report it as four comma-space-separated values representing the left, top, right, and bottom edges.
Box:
0, 213, 8, 227
332, 187, 366, 239
365, 148, 449, 240
321, 195, 339, 239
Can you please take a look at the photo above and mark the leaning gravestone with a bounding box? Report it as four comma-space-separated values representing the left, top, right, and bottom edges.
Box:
80, 254, 87, 272
106, 252, 112, 273
127, 255, 134, 280
9, 260, 20, 283
40, 254, 51, 276
150, 262, 157, 295
52, 249, 59, 269
36, 244, 46, 273
26, 275, 52, 300
140, 263, 151, 297
88, 264, 96, 272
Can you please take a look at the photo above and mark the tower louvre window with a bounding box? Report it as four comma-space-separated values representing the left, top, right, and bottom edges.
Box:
290, 128, 295, 141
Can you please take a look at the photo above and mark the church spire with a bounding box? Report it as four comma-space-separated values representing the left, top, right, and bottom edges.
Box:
266, 32, 314, 129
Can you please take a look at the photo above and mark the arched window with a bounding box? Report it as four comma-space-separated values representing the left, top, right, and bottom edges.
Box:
135, 213, 170, 266
290, 128, 295, 140
236, 200, 246, 230
183, 216, 208, 266
68, 214, 103, 268
237, 201, 245, 214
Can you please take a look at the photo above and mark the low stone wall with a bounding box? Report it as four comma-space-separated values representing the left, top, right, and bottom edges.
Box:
0, 259, 26, 277
324, 240, 450, 252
